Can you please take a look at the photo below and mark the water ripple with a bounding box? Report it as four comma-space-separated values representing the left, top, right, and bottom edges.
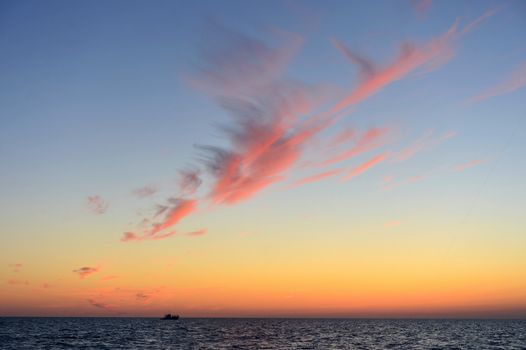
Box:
0, 318, 525, 349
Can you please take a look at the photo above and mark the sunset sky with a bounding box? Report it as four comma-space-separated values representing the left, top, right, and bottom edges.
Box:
1, 0, 525, 317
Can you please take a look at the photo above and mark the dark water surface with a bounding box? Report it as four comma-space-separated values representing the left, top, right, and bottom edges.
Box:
1, 317, 525, 349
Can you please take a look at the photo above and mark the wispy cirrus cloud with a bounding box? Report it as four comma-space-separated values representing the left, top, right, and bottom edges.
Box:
393, 130, 455, 162
456, 159, 485, 172
343, 153, 389, 181
73, 266, 99, 279
122, 199, 199, 242
393, 130, 434, 162
186, 229, 207, 237
291, 169, 343, 187
200, 88, 331, 204
132, 186, 158, 198
467, 61, 526, 103
86, 196, 108, 214
320, 127, 392, 166
329, 20, 458, 115
122, 25, 323, 242
122, 19, 479, 243
193, 24, 332, 205
190, 21, 304, 97
178, 169, 202, 195
380, 168, 438, 191
150, 199, 197, 236
460, 8, 500, 35
150, 230, 179, 240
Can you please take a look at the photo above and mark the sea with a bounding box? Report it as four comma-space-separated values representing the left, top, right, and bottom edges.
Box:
1, 318, 525, 349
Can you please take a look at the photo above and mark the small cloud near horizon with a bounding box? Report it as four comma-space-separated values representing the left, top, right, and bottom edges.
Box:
7, 279, 29, 286
73, 266, 99, 279
87, 298, 113, 310
8, 263, 23, 273
186, 229, 207, 237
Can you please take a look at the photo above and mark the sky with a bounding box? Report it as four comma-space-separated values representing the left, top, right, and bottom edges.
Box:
1, 0, 525, 318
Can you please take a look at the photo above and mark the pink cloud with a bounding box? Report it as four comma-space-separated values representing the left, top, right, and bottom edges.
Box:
123, 38, 321, 242
291, 169, 343, 187
73, 266, 99, 279
201, 83, 331, 205
187, 24, 336, 206
393, 129, 454, 162
123, 228, 206, 242
151, 230, 178, 240
132, 186, 158, 198
320, 127, 392, 166
149, 199, 197, 235
121, 199, 204, 241
343, 153, 389, 181
186, 229, 207, 237
329, 21, 458, 115
179, 22, 433, 221
467, 61, 526, 103
86, 195, 108, 214
121, 198, 199, 242
122, 21, 480, 244
456, 159, 485, 172
121, 232, 139, 242
121, 230, 177, 242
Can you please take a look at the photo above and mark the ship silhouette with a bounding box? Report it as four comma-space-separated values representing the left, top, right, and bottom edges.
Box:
161, 313, 179, 320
